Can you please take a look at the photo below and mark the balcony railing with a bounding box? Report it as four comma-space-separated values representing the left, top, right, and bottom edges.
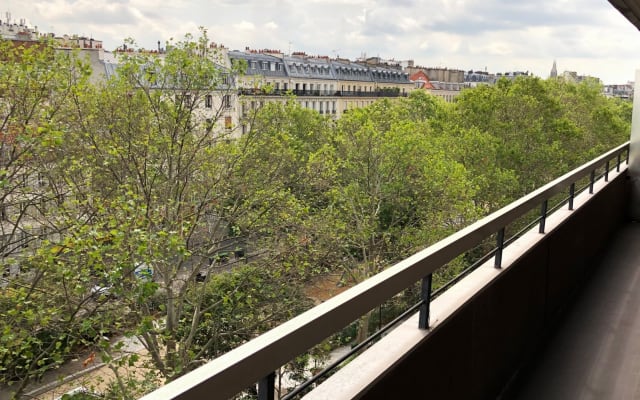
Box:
238, 89, 408, 98
140, 142, 630, 400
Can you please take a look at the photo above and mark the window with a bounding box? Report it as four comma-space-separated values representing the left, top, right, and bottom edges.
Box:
205, 95, 213, 108
223, 95, 231, 109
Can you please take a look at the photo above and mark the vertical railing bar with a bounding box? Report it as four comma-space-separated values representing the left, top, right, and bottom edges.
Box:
418, 274, 433, 330
539, 200, 548, 234
605, 160, 609, 182
589, 170, 595, 194
617, 153, 621, 172
568, 183, 575, 210
627, 148, 630, 165
494, 228, 505, 269
258, 372, 276, 400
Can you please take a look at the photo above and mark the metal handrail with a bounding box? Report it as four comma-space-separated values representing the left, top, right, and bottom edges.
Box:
140, 141, 629, 400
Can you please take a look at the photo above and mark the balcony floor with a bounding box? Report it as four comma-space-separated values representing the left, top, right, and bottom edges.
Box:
510, 221, 640, 400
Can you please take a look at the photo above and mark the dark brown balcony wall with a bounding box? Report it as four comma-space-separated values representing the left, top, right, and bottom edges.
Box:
354, 171, 630, 400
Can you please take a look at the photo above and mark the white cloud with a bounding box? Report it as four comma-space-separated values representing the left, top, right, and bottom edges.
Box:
233, 21, 256, 31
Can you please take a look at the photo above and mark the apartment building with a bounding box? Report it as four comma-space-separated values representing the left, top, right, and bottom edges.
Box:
227, 48, 414, 126
409, 69, 464, 103
603, 82, 634, 100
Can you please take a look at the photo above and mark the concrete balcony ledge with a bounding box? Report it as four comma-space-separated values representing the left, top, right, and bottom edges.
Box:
304, 167, 629, 399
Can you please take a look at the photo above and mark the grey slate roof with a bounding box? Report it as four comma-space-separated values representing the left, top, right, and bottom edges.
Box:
228, 51, 288, 78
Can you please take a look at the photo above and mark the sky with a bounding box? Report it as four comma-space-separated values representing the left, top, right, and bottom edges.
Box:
4, 0, 640, 84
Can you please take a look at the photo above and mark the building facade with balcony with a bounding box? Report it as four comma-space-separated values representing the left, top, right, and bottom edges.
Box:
228, 48, 414, 123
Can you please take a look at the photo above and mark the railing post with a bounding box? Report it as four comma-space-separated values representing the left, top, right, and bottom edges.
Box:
495, 228, 505, 269
627, 147, 630, 165
605, 161, 610, 182
589, 170, 595, 194
568, 183, 575, 210
617, 153, 621, 172
258, 372, 276, 400
539, 200, 548, 234
418, 274, 433, 330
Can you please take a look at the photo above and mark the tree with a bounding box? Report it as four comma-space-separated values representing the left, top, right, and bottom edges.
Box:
36, 31, 323, 395
0, 38, 99, 398
319, 99, 477, 342
454, 76, 630, 199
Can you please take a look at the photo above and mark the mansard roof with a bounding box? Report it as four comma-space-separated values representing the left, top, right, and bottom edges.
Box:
330, 60, 373, 82
228, 50, 288, 78
225, 49, 411, 84
283, 55, 335, 79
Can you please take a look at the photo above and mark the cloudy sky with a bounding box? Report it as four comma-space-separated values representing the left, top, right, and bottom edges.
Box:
5, 0, 640, 84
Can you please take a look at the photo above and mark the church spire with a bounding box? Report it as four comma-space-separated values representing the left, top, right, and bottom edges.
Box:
550, 60, 558, 78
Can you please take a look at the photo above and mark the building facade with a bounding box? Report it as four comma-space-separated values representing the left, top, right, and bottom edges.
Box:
228, 48, 414, 127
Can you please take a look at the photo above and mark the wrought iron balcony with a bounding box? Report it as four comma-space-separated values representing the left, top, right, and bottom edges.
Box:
237, 89, 408, 98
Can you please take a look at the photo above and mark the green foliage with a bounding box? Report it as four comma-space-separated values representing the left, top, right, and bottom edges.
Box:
177, 265, 312, 362
454, 76, 629, 196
